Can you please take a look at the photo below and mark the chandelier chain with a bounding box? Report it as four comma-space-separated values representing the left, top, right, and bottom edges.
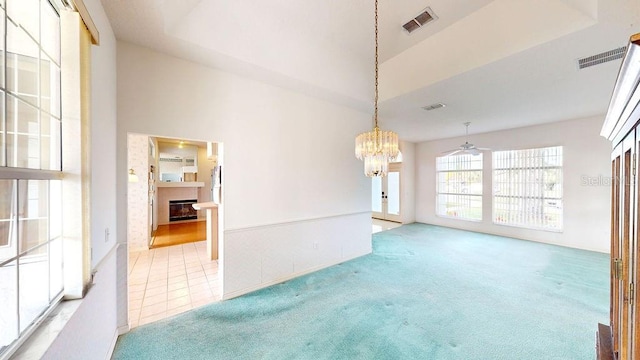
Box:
354, 0, 399, 177
374, 0, 379, 128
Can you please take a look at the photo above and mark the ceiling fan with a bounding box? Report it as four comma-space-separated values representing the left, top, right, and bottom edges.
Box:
441, 122, 490, 157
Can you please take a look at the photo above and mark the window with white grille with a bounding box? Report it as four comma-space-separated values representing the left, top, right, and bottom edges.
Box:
436, 154, 482, 221
0, 0, 64, 355
493, 146, 563, 231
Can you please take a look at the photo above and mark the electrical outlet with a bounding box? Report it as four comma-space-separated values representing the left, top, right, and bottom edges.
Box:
313, 242, 319, 249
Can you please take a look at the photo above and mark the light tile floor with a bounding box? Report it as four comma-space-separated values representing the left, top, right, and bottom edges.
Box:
372, 218, 402, 233
128, 241, 221, 328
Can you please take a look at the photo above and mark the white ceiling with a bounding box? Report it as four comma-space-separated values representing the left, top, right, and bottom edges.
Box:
101, 0, 640, 142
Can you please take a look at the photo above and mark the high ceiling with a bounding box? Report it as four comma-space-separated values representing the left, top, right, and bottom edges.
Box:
101, 0, 640, 142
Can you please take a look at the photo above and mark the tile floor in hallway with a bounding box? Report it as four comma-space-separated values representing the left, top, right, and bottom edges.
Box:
372, 218, 402, 233
128, 241, 221, 328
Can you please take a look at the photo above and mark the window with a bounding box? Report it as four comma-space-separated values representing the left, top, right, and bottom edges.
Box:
493, 146, 563, 231
436, 154, 483, 221
0, 0, 63, 355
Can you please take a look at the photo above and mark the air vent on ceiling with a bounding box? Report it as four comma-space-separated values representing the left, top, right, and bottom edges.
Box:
403, 7, 438, 34
422, 103, 446, 111
577, 46, 627, 69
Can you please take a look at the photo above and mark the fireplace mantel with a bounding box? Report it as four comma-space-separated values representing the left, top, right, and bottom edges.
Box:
157, 181, 204, 188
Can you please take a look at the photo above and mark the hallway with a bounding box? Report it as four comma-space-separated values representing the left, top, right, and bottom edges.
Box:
128, 241, 221, 328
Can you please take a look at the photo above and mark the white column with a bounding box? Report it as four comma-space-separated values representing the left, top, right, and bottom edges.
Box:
192, 202, 218, 260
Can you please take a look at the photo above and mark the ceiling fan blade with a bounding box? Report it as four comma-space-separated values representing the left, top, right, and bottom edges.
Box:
456, 123, 492, 154
440, 148, 459, 154
441, 149, 463, 156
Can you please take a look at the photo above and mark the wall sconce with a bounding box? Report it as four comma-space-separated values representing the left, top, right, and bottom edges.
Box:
128, 168, 139, 183
207, 142, 218, 162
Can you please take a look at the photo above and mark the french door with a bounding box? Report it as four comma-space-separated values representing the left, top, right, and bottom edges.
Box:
371, 165, 401, 222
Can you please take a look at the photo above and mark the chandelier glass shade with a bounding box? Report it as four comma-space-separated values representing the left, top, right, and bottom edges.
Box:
355, 0, 399, 177
355, 126, 399, 177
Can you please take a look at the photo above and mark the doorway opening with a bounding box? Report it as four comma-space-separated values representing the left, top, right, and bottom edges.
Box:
126, 133, 224, 328
372, 161, 402, 223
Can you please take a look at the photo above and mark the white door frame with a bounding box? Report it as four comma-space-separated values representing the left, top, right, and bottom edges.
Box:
372, 163, 402, 222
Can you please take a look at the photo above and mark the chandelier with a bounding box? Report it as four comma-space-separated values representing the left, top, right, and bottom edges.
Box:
354, 0, 399, 177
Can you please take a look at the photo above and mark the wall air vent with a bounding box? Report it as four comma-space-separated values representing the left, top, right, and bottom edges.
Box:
422, 103, 446, 111
403, 7, 438, 34
577, 46, 626, 69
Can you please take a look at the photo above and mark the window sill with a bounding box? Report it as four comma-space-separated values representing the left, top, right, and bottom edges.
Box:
436, 214, 483, 222
8, 299, 82, 360
492, 222, 564, 233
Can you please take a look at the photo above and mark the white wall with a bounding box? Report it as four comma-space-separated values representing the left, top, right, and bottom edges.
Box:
400, 141, 416, 224
416, 116, 611, 252
87, 1, 117, 270
115, 42, 371, 229
197, 146, 216, 207
45, 0, 120, 358
115, 42, 372, 306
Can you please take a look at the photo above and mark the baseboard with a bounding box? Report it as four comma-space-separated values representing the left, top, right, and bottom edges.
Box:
106, 327, 120, 359
117, 324, 130, 335
415, 220, 609, 253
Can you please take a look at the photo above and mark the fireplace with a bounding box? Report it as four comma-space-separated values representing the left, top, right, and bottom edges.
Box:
169, 199, 198, 222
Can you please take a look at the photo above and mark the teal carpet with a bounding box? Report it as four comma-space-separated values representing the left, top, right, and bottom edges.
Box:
113, 223, 609, 359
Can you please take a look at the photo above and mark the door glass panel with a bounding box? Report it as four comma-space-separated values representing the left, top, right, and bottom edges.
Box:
372, 177, 382, 213
612, 156, 621, 353
622, 149, 631, 358
387, 171, 400, 216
